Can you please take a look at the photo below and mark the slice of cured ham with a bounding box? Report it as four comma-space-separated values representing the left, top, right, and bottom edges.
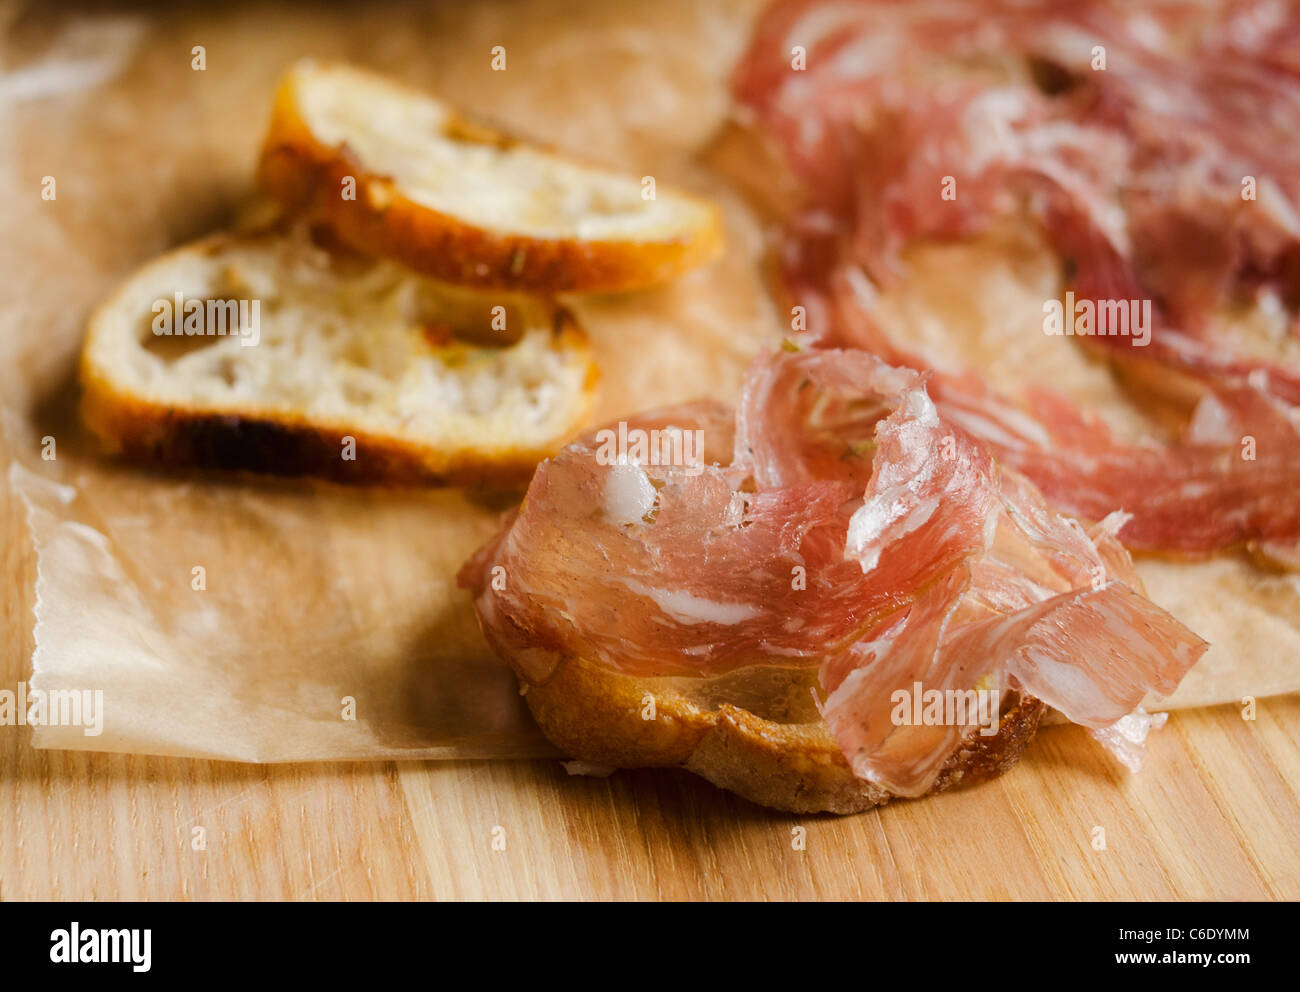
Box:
461, 348, 1207, 796
734, 0, 1300, 563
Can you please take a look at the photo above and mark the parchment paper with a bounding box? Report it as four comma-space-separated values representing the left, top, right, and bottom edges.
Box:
2, 0, 1296, 763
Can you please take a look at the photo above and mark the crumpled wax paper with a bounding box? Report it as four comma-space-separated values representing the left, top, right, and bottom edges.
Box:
0, 0, 776, 759
2, 0, 1296, 763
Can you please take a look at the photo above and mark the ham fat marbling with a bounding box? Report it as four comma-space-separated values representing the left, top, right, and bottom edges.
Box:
461, 349, 1207, 796
734, 0, 1300, 563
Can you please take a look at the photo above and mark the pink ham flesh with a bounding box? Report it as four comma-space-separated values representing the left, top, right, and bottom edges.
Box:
734, 0, 1300, 563
461, 349, 1207, 796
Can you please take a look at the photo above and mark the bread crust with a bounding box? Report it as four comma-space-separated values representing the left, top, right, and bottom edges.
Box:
77, 234, 600, 487
256, 63, 724, 293
79, 370, 584, 488
521, 653, 1046, 814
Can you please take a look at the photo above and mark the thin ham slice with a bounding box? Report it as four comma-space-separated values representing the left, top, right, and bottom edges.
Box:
461, 348, 1207, 796
734, 0, 1300, 562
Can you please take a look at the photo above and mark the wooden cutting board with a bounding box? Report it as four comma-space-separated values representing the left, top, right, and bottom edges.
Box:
4, 567, 1298, 902
2, 0, 1298, 901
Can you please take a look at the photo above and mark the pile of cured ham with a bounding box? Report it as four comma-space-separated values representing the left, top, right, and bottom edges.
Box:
461, 0, 1300, 802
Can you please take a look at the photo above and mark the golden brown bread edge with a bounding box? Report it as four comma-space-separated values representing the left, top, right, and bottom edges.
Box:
78, 310, 598, 489
256, 73, 724, 294
80, 377, 569, 488
519, 652, 1046, 814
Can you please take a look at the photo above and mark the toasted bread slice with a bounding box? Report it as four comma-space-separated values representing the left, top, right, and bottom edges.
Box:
257, 60, 724, 293
80, 233, 598, 486
521, 655, 1045, 814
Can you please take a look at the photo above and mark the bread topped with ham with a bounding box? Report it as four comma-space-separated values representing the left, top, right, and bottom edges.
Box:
456, 0, 1300, 811
459, 347, 1206, 812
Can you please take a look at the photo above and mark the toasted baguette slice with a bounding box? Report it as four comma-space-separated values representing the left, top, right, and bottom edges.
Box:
257, 60, 724, 293
521, 655, 1045, 814
80, 233, 598, 486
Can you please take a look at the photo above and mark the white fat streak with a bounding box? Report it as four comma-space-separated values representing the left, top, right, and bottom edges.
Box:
945, 403, 1052, 449
1124, 12, 1169, 51
824, 31, 901, 80
962, 87, 1034, 173
846, 493, 938, 572
844, 264, 879, 308
782, 1, 870, 54
796, 112, 824, 148
1097, 510, 1134, 539
981, 500, 1001, 551
622, 579, 763, 625
603, 459, 657, 526
1186, 391, 1235, 445
903, 387, 940, 428
1224, 0, 1287, 51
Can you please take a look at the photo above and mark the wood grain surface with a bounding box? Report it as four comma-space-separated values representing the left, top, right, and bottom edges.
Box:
5, 440, 1299, 900
2, 0, 1298, 902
